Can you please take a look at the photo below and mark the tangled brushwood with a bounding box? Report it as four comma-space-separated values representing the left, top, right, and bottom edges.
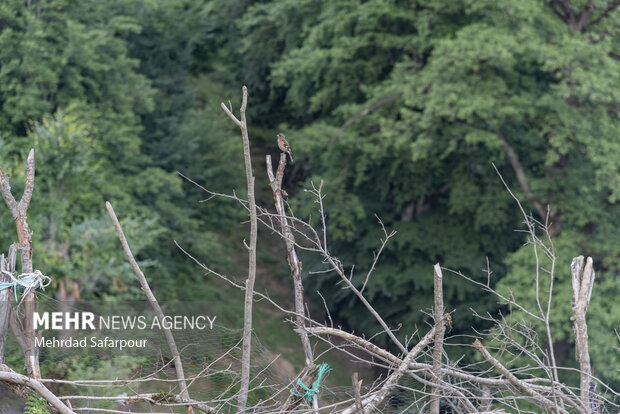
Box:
0, 87, 618, 413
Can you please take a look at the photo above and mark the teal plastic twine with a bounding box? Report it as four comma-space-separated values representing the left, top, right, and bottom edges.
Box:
0, 270, 52, 302
290, 362, 331, 403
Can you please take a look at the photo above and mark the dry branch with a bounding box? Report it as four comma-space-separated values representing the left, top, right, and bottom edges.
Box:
267, 153, 318, 412
167, 110, 618, 413
352, 372, 364, 414
106, 202, 196, 412
491, 162, 563, 398
430, 263, 446, 414
266, 154, 314, 366
341, 322, 438, 414
220, 86, 257, 411
0, 149, 40, 378
474, 339, 569, 414
58, 392, 216, 413
0, 369, 75, 414
303, 184, 407, 355
571, 256, 596, 413
0, 253, 14, 362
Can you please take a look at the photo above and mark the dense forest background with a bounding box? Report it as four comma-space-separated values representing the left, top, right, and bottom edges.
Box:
0, 0, 618, 392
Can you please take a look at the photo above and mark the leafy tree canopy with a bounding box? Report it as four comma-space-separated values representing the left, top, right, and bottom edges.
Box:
0, 0, 618, 389
236, 0, 620, 385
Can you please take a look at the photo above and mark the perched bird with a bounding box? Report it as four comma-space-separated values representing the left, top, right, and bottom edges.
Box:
277, 132, 293, 162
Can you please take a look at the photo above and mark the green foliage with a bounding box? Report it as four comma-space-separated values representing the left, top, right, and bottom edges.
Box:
0, 0, 245, 305
24, 391, 50, 414
122, 0, 248, 302
238, 0, 620, 386
0, 0, 619, 394
0, 0, 153, 142
0, 110, 162, 300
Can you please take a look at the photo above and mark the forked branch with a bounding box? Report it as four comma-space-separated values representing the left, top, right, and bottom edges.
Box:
0, 149, 40, 379
221, 86, 257, 411
571, 256, 596, 413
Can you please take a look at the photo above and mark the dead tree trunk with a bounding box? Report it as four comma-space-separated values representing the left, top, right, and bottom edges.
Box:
266, 154, 314, 365
430, 263, 446, 414
571, 256, 596, 414
0, 252, 14, 363
0, 149, 41, 379
267, 153, 318, 411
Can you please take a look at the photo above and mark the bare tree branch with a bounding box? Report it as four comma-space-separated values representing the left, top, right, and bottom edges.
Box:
0, 149, 40, 379
221, 86, 257, 411
341, 322, 437, 414
430, 264, 446, 414
266, 154, 314, 367
301, 183, 408, 355
0, 253, 14, 362
352, 372, 364, 413
361, 216, 396, 294
0, 166, 18, 214
474, 339, 569, 414
18, 149, 35, 212
0, 369, 76, 414
571, 256, 596, 413
106, 202, 195, 412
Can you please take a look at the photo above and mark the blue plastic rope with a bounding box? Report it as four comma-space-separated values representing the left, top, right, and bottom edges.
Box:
0, 274, 48, 301
290, 362, 331, 403
0, 276, 36, 300
0, 281, 19, 301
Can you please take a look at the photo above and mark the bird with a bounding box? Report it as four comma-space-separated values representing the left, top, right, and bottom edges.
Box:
277, 132, 293, 162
